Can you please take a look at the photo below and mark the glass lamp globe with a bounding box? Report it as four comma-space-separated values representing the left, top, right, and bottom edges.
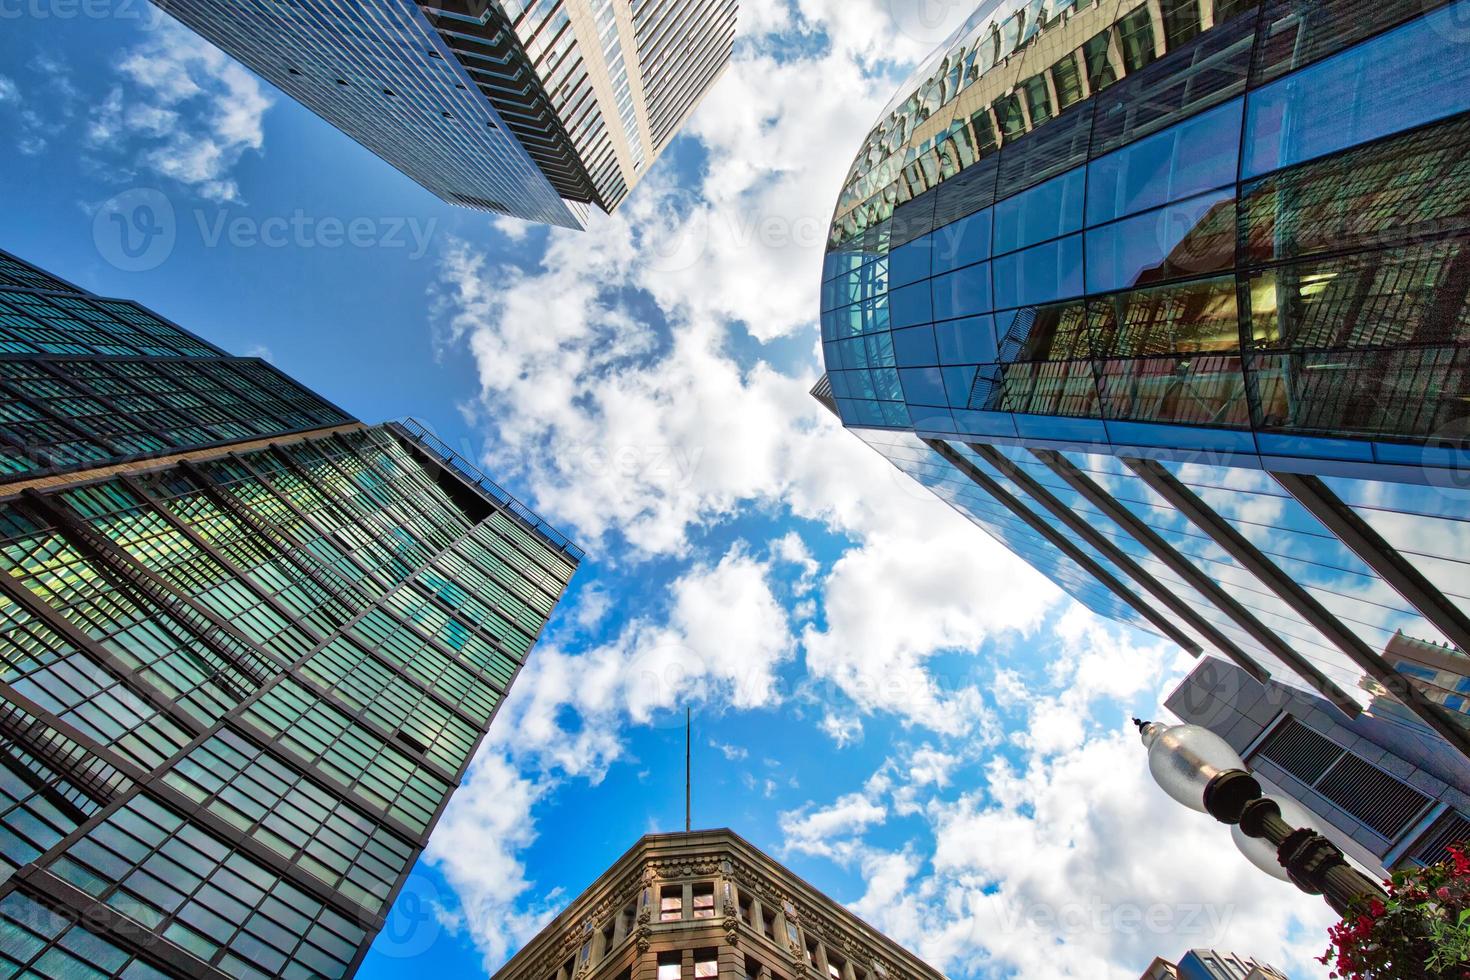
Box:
1231, 795, 1318, 882
1139, 721, 1246, 813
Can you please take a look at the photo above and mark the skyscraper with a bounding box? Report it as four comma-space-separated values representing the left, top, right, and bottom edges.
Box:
0, 248, 581, 977
1139, 948, 1287, 980
492, 830, 944, 980
149, 0, 739, 228
1169, 656, 1470, 880
816, 0, 1470, 767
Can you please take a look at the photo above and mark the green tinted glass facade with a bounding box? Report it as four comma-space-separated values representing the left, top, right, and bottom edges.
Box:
0, 251, 580, 978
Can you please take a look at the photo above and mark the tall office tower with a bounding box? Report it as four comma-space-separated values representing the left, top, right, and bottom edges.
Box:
1169, 657, 1470, 880
149, 0, 738, 228
493, 830, 944, 980
0, 248, 581, 977
1138, 948, 1287, 980
816, 0, 1470, 768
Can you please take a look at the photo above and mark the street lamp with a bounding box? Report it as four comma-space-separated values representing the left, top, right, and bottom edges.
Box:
1134, 718, 1389, 916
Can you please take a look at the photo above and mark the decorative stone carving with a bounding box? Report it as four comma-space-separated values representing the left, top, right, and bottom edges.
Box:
723, 910, 739, 948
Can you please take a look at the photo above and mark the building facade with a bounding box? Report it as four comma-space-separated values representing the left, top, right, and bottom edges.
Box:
816, 0, 1470, 768
1168, 656, 1470, 879
1139, 948, 1287, 980
493, 830, 945, 980
0, 249, 581, 977
150, 0, 738, 228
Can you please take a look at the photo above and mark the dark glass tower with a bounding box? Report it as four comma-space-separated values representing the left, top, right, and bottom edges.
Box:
146, 0, 739, 228
0, 249, 580, 978
818, 1, 1470, 767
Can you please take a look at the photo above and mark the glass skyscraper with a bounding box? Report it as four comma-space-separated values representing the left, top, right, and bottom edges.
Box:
149, 0, 739, 228
817, 0, 1470, 768
0, 249, 580, 977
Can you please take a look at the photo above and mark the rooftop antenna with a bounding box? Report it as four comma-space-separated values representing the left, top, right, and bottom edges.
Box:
685, 706, 692, 832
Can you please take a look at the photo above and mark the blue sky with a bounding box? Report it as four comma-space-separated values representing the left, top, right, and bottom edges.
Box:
1, 3, 1341, 977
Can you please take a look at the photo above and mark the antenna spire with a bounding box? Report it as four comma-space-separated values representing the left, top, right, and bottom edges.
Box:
685, 706, 692, 832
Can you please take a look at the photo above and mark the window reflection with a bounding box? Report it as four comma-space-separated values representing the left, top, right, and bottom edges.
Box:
1088, 276, 1239, 357
1085, 192, 1235, 293
1240, 113, 1470, 263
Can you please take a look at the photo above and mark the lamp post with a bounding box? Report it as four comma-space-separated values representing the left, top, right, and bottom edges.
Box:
1134, 718, 1389, 916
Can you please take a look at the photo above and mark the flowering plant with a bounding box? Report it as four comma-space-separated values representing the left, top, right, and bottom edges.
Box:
1319, 845, 1470, 979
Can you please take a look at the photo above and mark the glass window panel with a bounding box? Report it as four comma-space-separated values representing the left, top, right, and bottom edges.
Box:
892, 326, 939, 367
932, 262, 993, 321
1251, 0, 1431, 85
1085, 192, 1236, 294
993, 168, 1086, 255
888, 236, 933, 287
899, 368, 949, 407
888, 281, 933, 329
1239, 113, 1470, 264
931, 209, 992, 274
993, 234, 1085, 310
1087, 98, 1243, 226
1088, 276, 1241, 358
990, 359, 1101, 417
1243, 8, 1470, 177
1097, 354, 1252, 426
1245, 241, 1470, 352
935, 315, 999, 366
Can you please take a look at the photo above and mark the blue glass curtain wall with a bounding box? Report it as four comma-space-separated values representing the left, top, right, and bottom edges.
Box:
822, 1, 1470, 461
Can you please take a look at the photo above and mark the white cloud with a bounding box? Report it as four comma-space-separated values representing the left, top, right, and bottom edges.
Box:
782, 624, 1338, 980
781, 791, 888, 862
802, 520, 1057, 735
423, 5, 1337, 978
481, 544, 794, 781
421, 753, 561, 973
711, 739, 749, 761
0, 76, 18, 104
90, 21, 272, 201
820, 711, 864, 747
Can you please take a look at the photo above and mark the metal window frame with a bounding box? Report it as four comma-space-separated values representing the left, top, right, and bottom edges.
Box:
1124, 455, 1470, 758
925, 438, 1204, 653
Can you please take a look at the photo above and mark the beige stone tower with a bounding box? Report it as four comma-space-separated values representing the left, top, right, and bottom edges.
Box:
493, 831, 944, 980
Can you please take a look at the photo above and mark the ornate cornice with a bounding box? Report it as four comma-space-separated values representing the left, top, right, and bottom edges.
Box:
494, 831, 943, 980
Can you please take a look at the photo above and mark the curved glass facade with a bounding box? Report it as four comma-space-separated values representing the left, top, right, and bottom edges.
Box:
821, 0, 1470, 461
819, 0, 1470, 778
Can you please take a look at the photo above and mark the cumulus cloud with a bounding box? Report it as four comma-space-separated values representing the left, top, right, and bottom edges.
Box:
421, 753, 561, 972
421, 3, 1335, 978
89, 21, 272, 200
784, 623, 1338, 980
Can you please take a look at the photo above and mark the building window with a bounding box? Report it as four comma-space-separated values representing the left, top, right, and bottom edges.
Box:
658, 952, 682, 980
695, 949, 719, 979
827, 952, 846, 980
692, 883, 716, 919
661, 886, 683, 922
